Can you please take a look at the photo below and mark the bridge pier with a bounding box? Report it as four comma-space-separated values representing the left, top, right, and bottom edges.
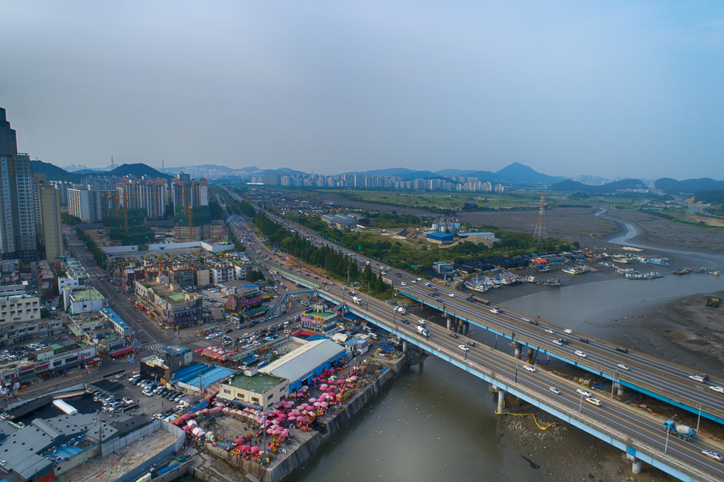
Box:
446, 317, 451, 331
497, 389, 506, 412
617, 383, 625, 396
458, 320, 464, 334
464, 321, 469, 335
526, 348, 533, 363
402, 340, 408, 353
627, 455, 642, 474
514, 343, 522, 359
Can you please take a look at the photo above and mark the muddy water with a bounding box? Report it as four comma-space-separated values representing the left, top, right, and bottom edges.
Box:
292, 358, 528, 482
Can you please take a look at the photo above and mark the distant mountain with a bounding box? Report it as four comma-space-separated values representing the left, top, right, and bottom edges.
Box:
346, 167, 441, 181
549, 178, 647, 194
31, 160, 83, 182
655, 178, 724, 194
107, 163, 171, 179
493, 162, 566, 184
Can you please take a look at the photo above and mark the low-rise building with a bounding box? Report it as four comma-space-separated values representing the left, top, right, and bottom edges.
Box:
62, 286, 105, 314
140, 345, 194, 384
134, 280, 202, 327
260, 339, 346, 392
218, 372, 289, 410
300, 309, 338, 333
210, 264, 235, 284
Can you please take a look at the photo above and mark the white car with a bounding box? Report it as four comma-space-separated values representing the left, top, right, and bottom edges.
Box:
585, 398, 602, 407
617, 364, 630, 371
549, 387, 560, 395
689, 375, 706, 383
400, 282, 407, 286
523, 365, 536, 373
545, 329, 554, 334
490, 308, 500, 314
709, 386, 724, 394
574, 350, 587, 358
563, 329, 572, 334
448, 293, 455, 297
416, 278, 422, 282
458, 344, 469, 351
552, 339, 563, 346
576, 388, 592, 397
702, 450, 724, 462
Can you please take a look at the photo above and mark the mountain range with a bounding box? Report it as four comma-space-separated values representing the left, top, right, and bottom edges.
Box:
31, 160, 724, 195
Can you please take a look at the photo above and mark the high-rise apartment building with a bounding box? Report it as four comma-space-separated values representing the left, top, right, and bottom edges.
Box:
0, 108, 38, 262
39, 181, 63, 260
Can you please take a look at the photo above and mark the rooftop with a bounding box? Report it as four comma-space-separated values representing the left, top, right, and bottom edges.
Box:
225, 372, 286, 393
69, 288, 104, 300
260, 339, 345, 383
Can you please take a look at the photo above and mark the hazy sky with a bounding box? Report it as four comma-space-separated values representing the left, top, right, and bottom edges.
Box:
2, 1, 723, 179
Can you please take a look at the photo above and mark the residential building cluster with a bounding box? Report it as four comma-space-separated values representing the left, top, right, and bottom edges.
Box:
251, 171, 508, 193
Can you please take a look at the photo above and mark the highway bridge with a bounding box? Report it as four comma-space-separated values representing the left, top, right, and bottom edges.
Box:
253, 210, 724, 428
230, 207, 724, 481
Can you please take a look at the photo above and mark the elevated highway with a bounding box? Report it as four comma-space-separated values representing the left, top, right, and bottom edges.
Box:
255, 209, 724, 427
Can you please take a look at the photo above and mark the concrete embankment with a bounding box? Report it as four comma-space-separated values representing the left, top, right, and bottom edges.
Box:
194, 363, 400, 482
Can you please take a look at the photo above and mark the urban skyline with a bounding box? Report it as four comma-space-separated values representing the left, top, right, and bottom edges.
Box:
2, 2, 724, 180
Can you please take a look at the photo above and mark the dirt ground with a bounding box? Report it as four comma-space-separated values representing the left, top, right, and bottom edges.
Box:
56, 429, 177, 482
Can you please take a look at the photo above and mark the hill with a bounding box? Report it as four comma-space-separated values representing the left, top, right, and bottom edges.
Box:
493, 162, 566, 184
31, 160, 83, 182
549, 178, 648, 194
107, 163, 171, 179
655, 178, 724, 194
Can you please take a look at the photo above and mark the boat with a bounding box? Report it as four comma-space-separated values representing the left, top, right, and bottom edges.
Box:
537, 265, 551, 273
537, 278, 561, 286
673, 267, 692, 275
710, 271, 720, 277
561, 266, 587, 275
694, 267, 709, 273
624, 272, 662, 280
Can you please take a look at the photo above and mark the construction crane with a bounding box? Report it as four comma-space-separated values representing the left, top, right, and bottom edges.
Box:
105, 190, 168, 233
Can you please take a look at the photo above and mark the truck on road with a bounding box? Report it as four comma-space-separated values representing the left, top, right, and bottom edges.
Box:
416, 325, 430, 338
352, 296, 362, 305
663, 420, 696, 440
395, 306, 406, 314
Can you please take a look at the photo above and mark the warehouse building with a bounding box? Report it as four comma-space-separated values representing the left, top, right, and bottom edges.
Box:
260, 339, 346, 392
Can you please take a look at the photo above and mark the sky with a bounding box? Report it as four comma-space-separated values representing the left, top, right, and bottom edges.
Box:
1, 1, 723, 180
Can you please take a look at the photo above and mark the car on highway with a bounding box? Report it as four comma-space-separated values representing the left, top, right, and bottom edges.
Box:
467, 341, 476, 347
448, 293, 455, 297
689, 375, 706, 383
523, 365, 536, 372
585, 398, 602, 407
576, 389, 592, 397
544, 329, 554, 334
490, 308, 500, 314
549, 387, 560, 395
574, 350, 587, 358
416, 278, 422, 282
564, 329, 573, 334
552, 339, 563, 346
702, 450, 724, 462
401, 319, 410, 325
617, 364, 630, 371
458, 344, 468, 351
449, 333, 458, 339
709, 386, 724, 394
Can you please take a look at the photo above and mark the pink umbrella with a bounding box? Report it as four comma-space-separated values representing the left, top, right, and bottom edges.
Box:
277, 413, 287, 419
321, 402, 328, 408
235, 438, 245, 444
313, 402, 321, 407
250, 446, 260, 454
242, 445, 251, 452
288, 415, 296, 421
337, 380, 344, 385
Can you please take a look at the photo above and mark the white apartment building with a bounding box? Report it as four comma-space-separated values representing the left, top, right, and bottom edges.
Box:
210, 265, 235, 284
